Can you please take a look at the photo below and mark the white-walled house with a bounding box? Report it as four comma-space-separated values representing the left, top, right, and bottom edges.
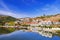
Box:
29, 22, 39, 26
4, 22, 9, 26
46, 20, 52, 25
15, 21, 19, 23
53, 22, 60, 24
38, 20, 52, 26
28, 20, 53, 26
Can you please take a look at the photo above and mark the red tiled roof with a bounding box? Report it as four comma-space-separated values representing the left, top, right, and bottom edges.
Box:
26, 22, 38, 24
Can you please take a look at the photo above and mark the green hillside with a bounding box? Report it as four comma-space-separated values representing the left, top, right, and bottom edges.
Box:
0, 15, 17, 26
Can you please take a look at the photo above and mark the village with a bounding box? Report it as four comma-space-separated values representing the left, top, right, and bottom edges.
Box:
3, 16, 60, 28
2, 17, 60, 31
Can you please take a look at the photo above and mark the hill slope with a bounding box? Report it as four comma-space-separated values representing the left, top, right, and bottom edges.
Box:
0, 15, 17, 25
35, 14, 60, 22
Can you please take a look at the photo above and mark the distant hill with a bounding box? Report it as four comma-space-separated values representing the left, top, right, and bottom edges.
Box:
18, 14, 60, 22
0, 15, 17, 25
0, 14, 60, 26
35, 14, 60, 22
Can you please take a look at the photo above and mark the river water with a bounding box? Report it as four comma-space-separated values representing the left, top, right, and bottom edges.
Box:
0, 30, 60, 40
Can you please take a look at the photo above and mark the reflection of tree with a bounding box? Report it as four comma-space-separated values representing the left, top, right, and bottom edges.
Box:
0, 27, 15, 34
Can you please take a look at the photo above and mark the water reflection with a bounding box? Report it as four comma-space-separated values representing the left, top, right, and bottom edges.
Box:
0, 30, 60, 40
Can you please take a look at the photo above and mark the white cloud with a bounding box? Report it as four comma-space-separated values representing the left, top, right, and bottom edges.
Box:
0, 0, 29, 18
0, 10, 30, 18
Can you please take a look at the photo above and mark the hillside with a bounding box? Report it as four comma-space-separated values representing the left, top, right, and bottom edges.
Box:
0, 15, 17, 25
35, 14, 60, 22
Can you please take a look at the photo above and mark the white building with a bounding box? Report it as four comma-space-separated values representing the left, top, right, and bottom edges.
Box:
53, 22, 60, 24
38, 20, 52, 26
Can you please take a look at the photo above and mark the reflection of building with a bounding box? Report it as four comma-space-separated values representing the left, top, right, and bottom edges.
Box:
39, 31, 52, 38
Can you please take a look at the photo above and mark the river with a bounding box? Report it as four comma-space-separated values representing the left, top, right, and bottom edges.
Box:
0, 30, 60, 40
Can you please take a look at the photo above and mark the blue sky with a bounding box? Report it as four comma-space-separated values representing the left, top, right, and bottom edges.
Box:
0, 0, 60, 18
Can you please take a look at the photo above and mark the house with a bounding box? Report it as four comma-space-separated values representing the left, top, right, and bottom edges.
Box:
38, 20, 52, 26
30, 22, 39, 26
4, 22, 9, 27
54, 22, 60, 24
14, 21, 20, 24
